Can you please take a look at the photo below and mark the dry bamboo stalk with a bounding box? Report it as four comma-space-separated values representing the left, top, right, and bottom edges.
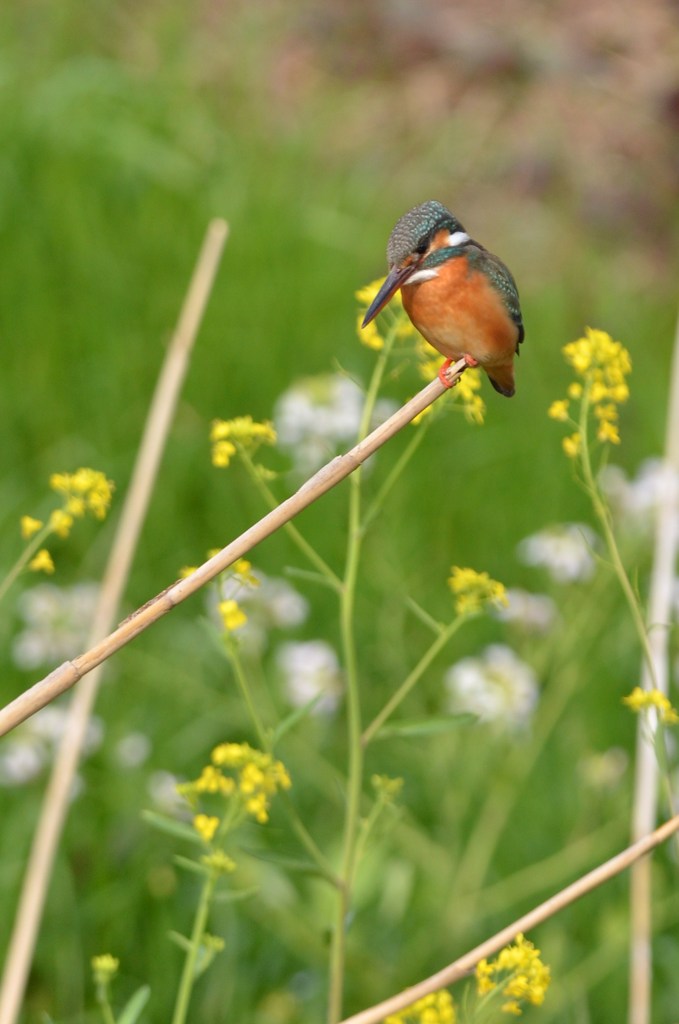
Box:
339, 814, 679, 1024
0, 362, 464, 740
628, 305, 679, 1024
0, 219, 228, 1024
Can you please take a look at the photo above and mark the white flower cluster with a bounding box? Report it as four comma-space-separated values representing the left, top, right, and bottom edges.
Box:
274, 373, 396, 474
444, 644, 539, 731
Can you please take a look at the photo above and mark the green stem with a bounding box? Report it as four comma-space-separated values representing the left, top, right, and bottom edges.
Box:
0, 522, 54, 604
352, 799, 382, 873
95, 989, 116, 1024
362, 421, 430, 532
452, 574, 616, 915
362, 615, 466, 747
280, 789, 340, 887
578, 391, 659, 689
239, 447, 342, 592
171, 871, 216, 1024
226, 638, 338, 884
327, 493, 363, 1024
225, 635, 269, 744
327, 333, 396, 1024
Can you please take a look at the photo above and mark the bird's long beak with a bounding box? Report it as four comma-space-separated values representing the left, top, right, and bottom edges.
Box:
361, 264, 415, 327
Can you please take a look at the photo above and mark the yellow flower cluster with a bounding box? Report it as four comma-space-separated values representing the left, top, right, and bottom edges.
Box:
50, 468, 115, 524
201, 850, 236, 874
476, 934, 550, 1015
355, 279, 395, 351
20, 515, 42, 540
455, 368, 486, 425
411, 335, 486, 424
232, 557, 259, 587
91, 953, 119, 984
385, 989, 455, 1024
17, 468, 114, 577
193, 813, 220, 842
179, 742, 292, 828
218, 598, 247, 631
28, 549, 55, 575
549, 327, 631, 456
212, 742, 292, 823
217, 558, 259, 631
358, 315, 385, 352
448, 567, 507, 615
202, 933, 226, 953
371, 774, 404, 802
210, 416, 277, 468
414, 335, 441, 380
623, 686, 679, 725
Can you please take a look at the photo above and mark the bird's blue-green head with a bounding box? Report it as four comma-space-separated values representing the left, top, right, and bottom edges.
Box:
362, 201, 469, 328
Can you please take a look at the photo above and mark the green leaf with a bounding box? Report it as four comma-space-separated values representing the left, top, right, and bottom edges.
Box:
271, 694, 324, 746
283, 565, 337, 590
242, 847, 329, 878
116, 985, 151, 1024
373, 714, 476, 740
168, 930, 192, 953
173, 854, 210, 876
212, 884, 260, 904
405, 597, 445, 634
141, 810, 200, 844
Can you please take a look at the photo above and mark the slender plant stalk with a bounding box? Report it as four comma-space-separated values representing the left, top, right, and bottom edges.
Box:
572, 343, 679, 1024
327, 334, 396, 1024
0, 523, 55, 604
362, 616, 466, 747
239, 447, 342, 591
452, 573, 618, 914
362, 419, 430, 531
578, 389, 658, 689
0, 219, 229, 1024
171, 871, 217, 1024
327, 489, 364, 1024
225, 635, 269, 744
225, 639, 338, 884
94, 986, 117, 1024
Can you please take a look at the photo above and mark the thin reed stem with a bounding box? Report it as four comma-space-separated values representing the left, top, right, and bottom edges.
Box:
627, 305, 679, 1024
0, 219, 229, 1024
327, 333, 396, 1024
338, 814, 679, 1024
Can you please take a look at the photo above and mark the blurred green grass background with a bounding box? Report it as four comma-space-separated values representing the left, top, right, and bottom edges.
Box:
1, 2, 679, 1022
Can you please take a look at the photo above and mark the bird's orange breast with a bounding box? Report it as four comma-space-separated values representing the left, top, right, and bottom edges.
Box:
402, 256, 519, 369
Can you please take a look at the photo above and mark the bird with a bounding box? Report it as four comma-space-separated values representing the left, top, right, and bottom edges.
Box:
361, 200, 524, 397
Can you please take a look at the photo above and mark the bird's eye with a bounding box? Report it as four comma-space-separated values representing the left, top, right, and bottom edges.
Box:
414, 241, 428, 255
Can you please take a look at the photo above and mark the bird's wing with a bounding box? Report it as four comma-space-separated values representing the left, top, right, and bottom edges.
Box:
483, 251, 525, 348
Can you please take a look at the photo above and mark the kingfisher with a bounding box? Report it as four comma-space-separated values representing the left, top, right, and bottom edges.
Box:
361, 200, 524, 397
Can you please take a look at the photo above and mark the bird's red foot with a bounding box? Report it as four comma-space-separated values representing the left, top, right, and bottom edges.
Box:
438, 358, 457, 389
464, 353, 479, 368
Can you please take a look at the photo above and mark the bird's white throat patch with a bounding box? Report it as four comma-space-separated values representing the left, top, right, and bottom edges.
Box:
405, 267, 439, 285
